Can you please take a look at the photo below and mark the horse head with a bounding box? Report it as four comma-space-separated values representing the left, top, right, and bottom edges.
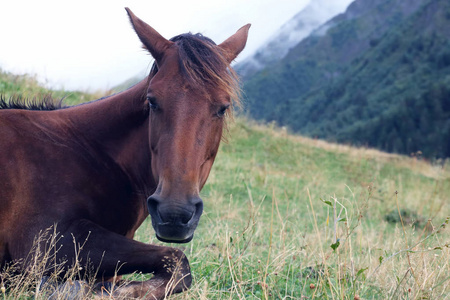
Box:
126, 8, 250, 243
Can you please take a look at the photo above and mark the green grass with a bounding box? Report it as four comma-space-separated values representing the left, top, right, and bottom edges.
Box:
135, 120, 450, 299
0, 68, 108, 106
1, 71, 449, 299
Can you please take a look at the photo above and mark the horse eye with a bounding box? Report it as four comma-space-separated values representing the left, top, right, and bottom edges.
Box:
216, 105, 230, 117
146, 97, 159, 111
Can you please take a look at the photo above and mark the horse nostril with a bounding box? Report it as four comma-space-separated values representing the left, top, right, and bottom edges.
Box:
193, 198, 203, 221
147, 195, 162, 219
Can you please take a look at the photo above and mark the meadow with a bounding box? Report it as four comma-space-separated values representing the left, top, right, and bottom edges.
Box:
0, 70, 449, 299
154, 119, 450, 300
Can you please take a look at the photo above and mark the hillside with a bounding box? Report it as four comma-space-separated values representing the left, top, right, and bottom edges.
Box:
242, 0, 449, 159
0, 69, 107, 106
0, 68, 449, 298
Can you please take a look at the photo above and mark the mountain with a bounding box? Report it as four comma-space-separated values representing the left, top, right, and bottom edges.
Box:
236, 0, 352, 78
242, 0, 450, 159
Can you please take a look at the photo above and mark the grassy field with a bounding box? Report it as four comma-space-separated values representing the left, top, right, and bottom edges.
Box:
0, 69, 108, 106
140, 119, 449, 300
0, 70, 449, 299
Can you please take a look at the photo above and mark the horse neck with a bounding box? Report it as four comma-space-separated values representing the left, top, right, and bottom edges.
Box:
57, 78, 153, 193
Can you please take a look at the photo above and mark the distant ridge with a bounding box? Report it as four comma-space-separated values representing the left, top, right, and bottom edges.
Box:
242, 0, 450, 159
236, 0, 353, 78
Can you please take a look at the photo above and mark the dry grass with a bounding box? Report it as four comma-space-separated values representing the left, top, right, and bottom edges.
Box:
1, 118, 449, 299
0, 226, 100, 299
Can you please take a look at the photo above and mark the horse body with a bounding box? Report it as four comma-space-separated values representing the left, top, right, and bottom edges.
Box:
0, 8, 249, 299
0, 80, 151, 264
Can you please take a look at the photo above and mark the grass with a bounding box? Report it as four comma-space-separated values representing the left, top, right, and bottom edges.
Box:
137, 119, 448, 300
0, 68, 109, 106
0, 71, 449, 299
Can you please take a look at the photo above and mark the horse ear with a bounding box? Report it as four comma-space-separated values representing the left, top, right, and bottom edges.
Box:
125, 8, 173, 64
219, 24, 251, 63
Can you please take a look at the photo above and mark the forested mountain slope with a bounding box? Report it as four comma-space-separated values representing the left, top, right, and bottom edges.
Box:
242, 0, 450, 159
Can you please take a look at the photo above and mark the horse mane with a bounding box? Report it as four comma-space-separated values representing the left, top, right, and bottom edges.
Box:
0, 95, 64, 111
149, 33, 242, 109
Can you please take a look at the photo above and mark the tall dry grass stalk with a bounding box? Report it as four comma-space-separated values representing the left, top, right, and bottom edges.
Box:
1, 118, 449, 299
0, 225, 134, 300
169, 180, 449, 299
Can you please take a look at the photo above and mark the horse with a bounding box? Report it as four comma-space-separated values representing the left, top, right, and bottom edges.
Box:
0, 8, 249, 299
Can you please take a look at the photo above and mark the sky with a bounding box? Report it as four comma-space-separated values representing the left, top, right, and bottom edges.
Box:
0, 0, 347, 91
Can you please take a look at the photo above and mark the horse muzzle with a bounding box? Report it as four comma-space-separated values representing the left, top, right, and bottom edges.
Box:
147, 194, 203, 243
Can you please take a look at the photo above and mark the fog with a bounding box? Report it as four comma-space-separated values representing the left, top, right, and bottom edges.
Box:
0, 0, 352, 91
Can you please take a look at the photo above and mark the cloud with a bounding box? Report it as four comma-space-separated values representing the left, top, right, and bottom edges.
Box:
0, 0, 313, 91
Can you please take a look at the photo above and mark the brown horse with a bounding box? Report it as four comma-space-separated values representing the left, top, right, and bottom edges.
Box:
0, 8, 249, 299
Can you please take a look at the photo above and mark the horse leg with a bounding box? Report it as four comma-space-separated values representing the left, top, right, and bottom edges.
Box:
55, 219, 191, 299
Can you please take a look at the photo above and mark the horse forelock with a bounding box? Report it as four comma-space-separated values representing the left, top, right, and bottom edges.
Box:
150, 33, 241, 110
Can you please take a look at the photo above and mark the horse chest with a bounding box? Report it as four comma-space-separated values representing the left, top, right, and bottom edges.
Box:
6, 136, 146, 238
